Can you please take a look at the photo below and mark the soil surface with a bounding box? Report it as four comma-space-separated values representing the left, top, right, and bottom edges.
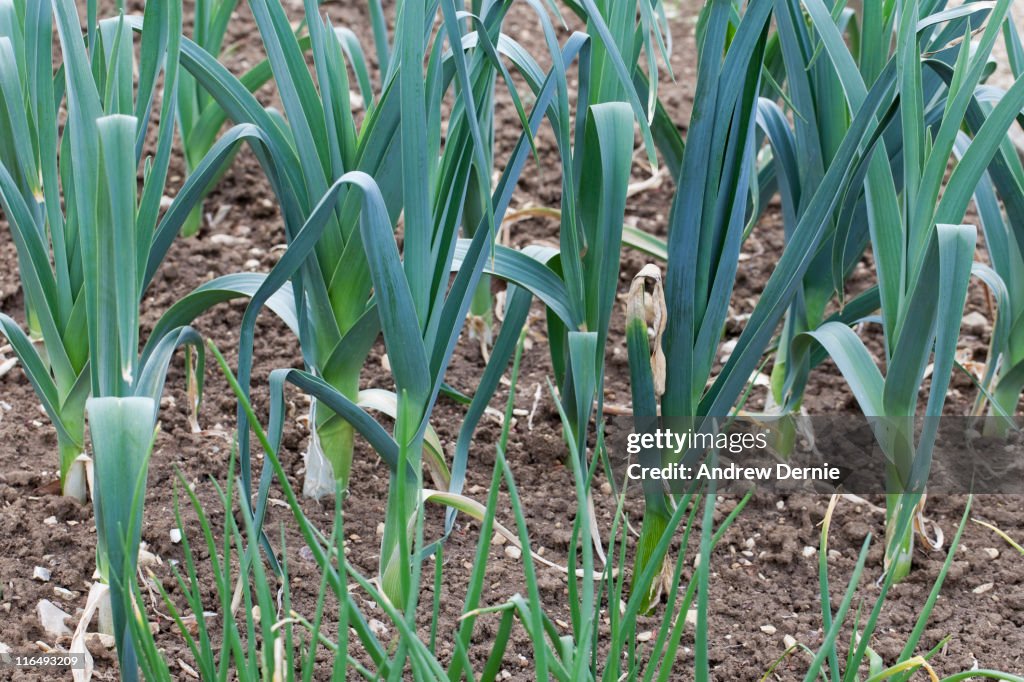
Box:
0, 1, 1022, 681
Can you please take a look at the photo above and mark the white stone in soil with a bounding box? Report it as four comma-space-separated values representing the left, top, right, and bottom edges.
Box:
86, 632, 116, 649
37, 599, 71, 638
962, 311, 990, 334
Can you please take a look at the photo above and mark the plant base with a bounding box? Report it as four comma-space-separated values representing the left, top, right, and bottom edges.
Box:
303, 400, 336, 500
63, 453, 91, 502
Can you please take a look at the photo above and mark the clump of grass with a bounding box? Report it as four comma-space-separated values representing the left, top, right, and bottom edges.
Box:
124, 333, 752, 680
791, 495, 1024, 682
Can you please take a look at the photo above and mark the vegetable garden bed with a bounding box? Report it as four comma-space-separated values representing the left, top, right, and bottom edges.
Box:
0, 0, 1022, 680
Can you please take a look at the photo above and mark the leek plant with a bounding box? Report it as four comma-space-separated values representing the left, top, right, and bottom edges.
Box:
0, 3, 191, 507
0, 0, 285, 500
471, 90, 638, 663
967, 22, 1024, 427
440, 0, 662, 589
0, 1, 300, 675
756, 0, 1020, 447
782, 0, 1024, 581
459, 2, 498, 352
177, 0, 514, 501
0, 0, 94, 495
619, 0, 990, 607
479, 0, 776, 615
175, 0, 309, 238
178, 0, 623, 609
519, 0, 680, 261
46, 2, 187, 675
622, 0, 779, 612
176, 0, 241, 237
184, 0, 648, 510
755, 0, 891, 443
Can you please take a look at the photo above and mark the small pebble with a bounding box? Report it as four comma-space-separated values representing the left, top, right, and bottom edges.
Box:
504, 545, 522, 560
178, 658, 199, 679
86, 633, 116, 649
973, 582, 994, 595
43, 516, 58, 526
369, 618, 388, 637
962, 311, 990, 335
637, 631, 653, 642
37, 600, 71, 638
170, 529, 182, 544
32, 567, 50, 582
138, 548, 159, 567
802, 546, 816, 558
983, 547, 1000, 560
760, 625, 777, 635
209, 233, 243, 246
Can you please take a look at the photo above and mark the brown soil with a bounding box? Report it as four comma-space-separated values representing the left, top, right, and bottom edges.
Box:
0, 1, 1022, 681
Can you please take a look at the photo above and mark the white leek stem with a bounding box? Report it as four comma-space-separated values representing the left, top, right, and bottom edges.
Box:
303, 399, 336, 500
